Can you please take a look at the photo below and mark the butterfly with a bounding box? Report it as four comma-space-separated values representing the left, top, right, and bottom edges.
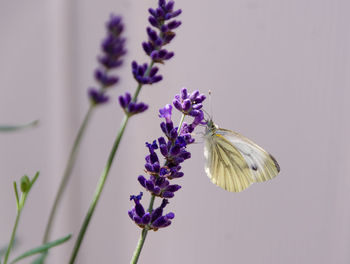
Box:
204, 119, 280, 192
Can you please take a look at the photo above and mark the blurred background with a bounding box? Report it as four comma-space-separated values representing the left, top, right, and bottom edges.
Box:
1, 0, 350, 263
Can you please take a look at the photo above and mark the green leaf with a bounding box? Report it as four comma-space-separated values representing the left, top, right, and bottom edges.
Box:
0, 120, 38, 133
10, 234, 71, 264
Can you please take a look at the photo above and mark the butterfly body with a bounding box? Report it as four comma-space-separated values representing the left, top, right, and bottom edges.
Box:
204, 119, 280, 192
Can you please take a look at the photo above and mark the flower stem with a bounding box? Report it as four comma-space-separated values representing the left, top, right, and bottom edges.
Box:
130, 228, 148, 264
177, 114, 186, 134
42, 105, 95, 244
68, 114, 129, 264
3, 206, 21, 264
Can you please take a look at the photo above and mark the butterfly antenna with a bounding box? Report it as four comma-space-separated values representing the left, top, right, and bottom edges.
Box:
202, 108, 210, 121
208, 90, 213, 120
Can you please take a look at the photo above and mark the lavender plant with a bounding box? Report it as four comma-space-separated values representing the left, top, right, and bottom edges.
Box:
68, 1, 182, 263
129, 88, 206, 263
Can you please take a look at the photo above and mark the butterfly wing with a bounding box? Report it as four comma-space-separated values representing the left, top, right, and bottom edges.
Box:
204, 128, 280, 192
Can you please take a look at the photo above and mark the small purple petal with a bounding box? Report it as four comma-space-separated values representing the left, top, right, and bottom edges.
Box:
141, 213, 151, 225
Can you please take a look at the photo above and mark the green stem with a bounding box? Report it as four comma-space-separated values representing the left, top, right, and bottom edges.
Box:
130, 228, 148, 264
3, 189, 27, 264
42, 105, 95, 244
68, 115, 129, 264
177, 114, 186, 134
3, 210, 21, 264
147, 195, 156, 212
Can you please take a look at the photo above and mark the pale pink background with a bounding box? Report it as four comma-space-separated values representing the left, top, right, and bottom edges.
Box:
1, 0, 350, 263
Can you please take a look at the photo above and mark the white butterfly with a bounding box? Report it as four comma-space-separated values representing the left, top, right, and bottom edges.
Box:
204, 119, 280, 192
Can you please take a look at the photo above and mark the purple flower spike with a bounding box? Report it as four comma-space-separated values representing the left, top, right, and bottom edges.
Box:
88, 15, 126, 105
131, 0, 182, 90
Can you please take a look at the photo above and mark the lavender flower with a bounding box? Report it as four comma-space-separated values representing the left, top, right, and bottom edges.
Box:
129, 88, 206, 230
131, 0, 182, 85
131, 62, 162, 85
89, 14, 126, 105
119, 92, 149, 116
128, 193, 174, 231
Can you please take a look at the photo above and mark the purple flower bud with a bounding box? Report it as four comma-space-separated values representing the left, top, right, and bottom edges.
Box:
189, 110, 201, 117
170, 9, 182, 18
173, 99, 182, 111
153, 162, 160, 172
167, 20, 181, 30
145, 163, 153, 172
166, 212, 175, 219
146, 180, 155, 191
149, 66, 159, 77
160, 122, 167, 134
159, 104, 172, 123
158, 49, 168, 58
135, 203, 145, 218
162, 191, 174, 198
147, 27, 158, 42
160, 144, 168, 156
138, 175, 147, 188
196, 94, 206, 103
164, 52, 174, 60
141, 213, 151, 225
149, 8, 157, 17
182, 99, 192, 112
171, 172, 184, 178
181, 87, 188, 99
133, 216, 142, 225
170, 145, 181, 155
142, 42, 152, 55
189, 90, 199, 100
192, 103, 203, 110
151, 208, 163, 223
150, 75, 163, 83
152, 215, 170, 228
180, 151, 191, 160
158, 137, 167, 145
165, 184, 181, 192
165, 1, 174, 11
148, 16, 158, 27
169, 128, 178, 139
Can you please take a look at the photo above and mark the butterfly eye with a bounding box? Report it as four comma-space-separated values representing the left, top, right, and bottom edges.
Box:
251, 164, 258, 171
